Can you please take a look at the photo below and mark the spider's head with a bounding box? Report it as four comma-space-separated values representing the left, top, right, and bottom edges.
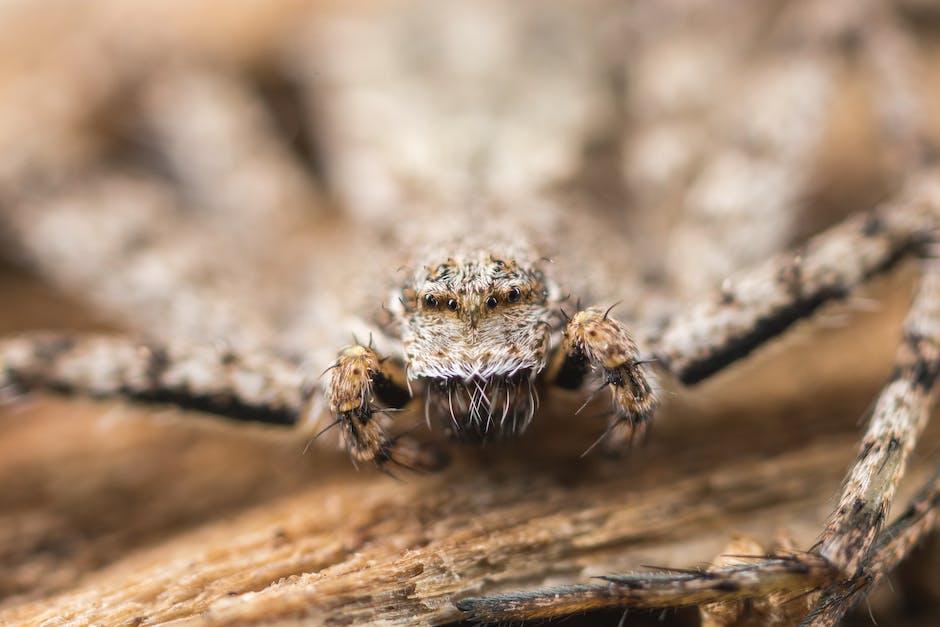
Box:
394, 249, 554, 438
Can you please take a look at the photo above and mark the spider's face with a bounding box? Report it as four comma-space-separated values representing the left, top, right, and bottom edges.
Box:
396, 250, 554, 438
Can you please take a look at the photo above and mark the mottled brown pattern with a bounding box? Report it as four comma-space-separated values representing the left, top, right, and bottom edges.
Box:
1, 1, 940, 626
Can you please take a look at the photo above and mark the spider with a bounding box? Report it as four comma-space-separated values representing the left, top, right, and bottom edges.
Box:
1, 0, 940, 625
322, 239, 655, 471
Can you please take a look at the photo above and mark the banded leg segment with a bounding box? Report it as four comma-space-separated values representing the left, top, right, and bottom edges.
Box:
0, 331, 304, 426
326, 344, 444, 471
801, 258, 940, 625
807, 468, 940, 625
650, 172, 940, 385
550, 308, 657, 452
816, 259, 940, 573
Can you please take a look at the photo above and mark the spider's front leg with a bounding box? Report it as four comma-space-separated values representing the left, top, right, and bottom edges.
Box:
550, 307, 657, 452
326, 344, 446, 471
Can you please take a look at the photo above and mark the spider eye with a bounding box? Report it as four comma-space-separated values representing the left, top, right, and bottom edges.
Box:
507, 287, 522, 302
485, 295, 499, 309
447, 298, 459, 311
424, 294, 438, 308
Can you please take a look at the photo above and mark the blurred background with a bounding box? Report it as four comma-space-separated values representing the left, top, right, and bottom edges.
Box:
1, 0, 940, 625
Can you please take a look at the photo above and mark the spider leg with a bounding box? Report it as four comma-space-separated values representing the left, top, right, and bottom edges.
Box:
815, 261, 940, 573
648, 171, 940, 385
455, 555, 838, 622
547, 307, 657, 454
801, 257, 940, 624
808, 465, 940, 624
0, 330, 447, 471
325, 343, 446, 471
0, 331, 304, 426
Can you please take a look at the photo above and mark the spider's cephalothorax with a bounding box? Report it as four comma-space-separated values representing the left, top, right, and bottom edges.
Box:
396, 249, 554, 439
324, 242, 657, 469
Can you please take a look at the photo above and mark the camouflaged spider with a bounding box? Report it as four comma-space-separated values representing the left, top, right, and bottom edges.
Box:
4, 175, 940, 626
323, 240, 655, 470
4, 0, 940, 624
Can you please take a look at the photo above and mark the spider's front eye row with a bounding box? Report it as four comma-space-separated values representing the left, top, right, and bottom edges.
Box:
422, 293, 459, 311
483, 287, 521, 309
423, 290, 520, 311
